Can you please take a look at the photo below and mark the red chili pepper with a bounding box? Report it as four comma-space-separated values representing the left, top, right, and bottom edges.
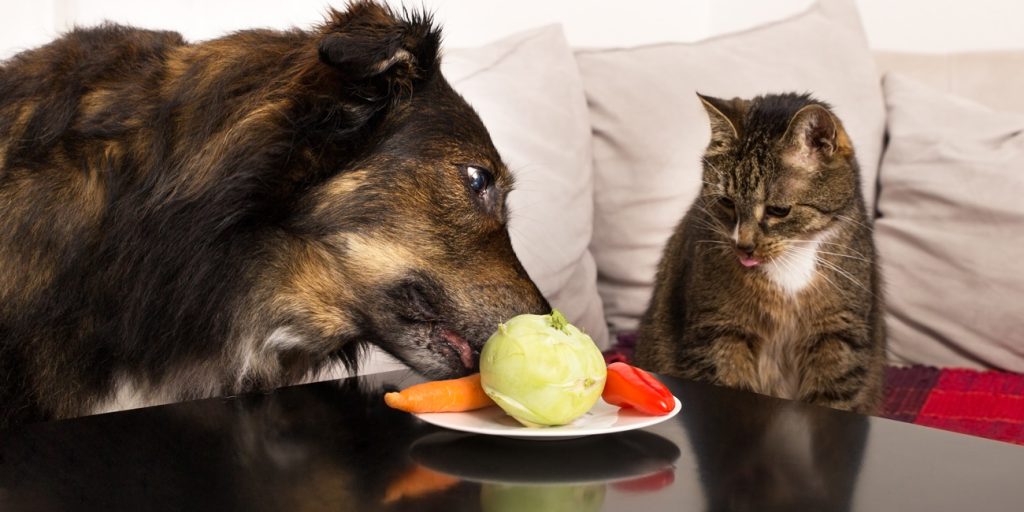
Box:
602, 362, 675, 415
612, 468, 676, 493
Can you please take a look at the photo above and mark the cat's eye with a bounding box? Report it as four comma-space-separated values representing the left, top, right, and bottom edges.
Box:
718, 197, 735, 210
765, 205, 792, 218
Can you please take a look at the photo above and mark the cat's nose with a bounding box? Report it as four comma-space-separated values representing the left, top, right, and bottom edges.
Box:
736, 242, 755, 257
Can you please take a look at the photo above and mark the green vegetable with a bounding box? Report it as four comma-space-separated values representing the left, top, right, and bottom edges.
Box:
481, 483, 606, 512
480, 310, 607, 427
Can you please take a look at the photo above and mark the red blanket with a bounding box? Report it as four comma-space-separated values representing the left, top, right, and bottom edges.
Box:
882, 366, 1024, 446
605, 333, 1024, 445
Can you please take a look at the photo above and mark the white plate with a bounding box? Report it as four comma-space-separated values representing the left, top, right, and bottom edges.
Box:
414, 396, 681, 440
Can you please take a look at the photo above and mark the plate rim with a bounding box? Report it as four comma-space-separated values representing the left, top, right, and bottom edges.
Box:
414, 395, 681, 439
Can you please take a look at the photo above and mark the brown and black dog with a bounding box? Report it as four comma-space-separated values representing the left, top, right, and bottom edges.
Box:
0, 2, 549, 427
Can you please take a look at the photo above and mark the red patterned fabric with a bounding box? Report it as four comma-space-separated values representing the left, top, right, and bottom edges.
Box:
880, 366, 940, 422
604, 333, 1024, 445
913, 369, 1024, 445
603, 332, 637, 365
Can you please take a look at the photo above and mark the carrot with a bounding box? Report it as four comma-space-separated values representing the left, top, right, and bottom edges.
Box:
383, 373, 494, 413
382, 464, 460, 503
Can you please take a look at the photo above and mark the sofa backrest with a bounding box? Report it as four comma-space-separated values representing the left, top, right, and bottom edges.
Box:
875, 51, 1024, 114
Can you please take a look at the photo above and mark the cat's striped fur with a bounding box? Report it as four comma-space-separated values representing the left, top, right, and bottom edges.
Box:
635, 93, 885, 414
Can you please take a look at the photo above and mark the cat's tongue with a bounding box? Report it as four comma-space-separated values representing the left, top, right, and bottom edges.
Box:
739, 256, 761, 268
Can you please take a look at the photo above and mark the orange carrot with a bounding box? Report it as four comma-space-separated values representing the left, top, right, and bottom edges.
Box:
383, 373, 494, 413
382, 464, 460, 503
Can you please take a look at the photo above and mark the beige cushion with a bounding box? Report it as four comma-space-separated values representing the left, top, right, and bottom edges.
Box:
875, 52, 1024, 115
446, 25, 608, 348
876, 73, 1024, 372
352, 25, 610, 376
575, 0, 887, 332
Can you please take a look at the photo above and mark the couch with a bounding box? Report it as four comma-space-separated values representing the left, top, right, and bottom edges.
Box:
351, 0, 1024, 380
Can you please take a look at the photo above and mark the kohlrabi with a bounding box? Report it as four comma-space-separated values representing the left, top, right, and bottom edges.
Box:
480, 310, 607, 427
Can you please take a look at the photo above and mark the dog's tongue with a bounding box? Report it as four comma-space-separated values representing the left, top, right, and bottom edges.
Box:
442, 329, 475, 369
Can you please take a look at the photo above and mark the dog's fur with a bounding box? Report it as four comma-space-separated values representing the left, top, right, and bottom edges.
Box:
0, 2, 549, 427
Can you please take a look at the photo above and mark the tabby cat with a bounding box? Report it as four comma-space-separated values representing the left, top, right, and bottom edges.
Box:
635, 93, 885, 414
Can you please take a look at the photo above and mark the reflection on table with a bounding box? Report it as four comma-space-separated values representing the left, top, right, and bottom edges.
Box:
408, 429, 680, 510
679, 383, 869, 512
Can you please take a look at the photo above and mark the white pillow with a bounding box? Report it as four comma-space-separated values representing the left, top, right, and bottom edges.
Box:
877, 73, 1024, 372
575, 0, 887, 333
353, 25, 609, 376
444, 25, 608, 348
874, 51, 1024, 115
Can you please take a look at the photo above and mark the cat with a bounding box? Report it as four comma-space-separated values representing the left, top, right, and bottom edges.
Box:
635, 93, 885, 414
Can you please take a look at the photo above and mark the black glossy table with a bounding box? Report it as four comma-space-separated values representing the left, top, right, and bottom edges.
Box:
2, 370, 1023, 511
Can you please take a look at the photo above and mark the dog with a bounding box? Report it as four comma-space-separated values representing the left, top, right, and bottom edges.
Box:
0, 1, 549, 427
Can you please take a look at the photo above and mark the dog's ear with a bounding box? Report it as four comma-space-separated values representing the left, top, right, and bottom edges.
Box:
317, 2, 440, 95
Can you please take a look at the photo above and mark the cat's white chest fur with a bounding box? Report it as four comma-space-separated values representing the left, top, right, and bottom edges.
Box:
760, 232, 831, 296
752, 229, 835, 398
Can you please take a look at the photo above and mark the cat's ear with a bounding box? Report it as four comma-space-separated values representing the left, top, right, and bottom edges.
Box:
781, 104, 853, 170
697, 93, 743, 151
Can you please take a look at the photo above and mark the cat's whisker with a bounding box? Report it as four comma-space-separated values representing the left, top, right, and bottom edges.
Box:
786, 239, 858, 248
691, 201, 717, 214
773, 248, 837, 295
826, 266, 871, 295
772, 249, 802, 287
776, 249, 830, 298
689, 213, 722, 227
836, 214, 873, 231
803, 260, 825, 296
787, 240, 869, 258
690, 218, 731, 239
786, 245, 872, 263
810, 249, 872, 262
813, 255, 874, 296
701, 157, 723, 175
694, 239, 733, 257
811, 265, 844, 294
690, 209, 732, 239
700, 179, 723, 191
691, 202, 729, 224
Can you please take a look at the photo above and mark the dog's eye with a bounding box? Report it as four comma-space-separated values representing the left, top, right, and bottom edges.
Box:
766, 205, 791, 218
465, 166, 493, 194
